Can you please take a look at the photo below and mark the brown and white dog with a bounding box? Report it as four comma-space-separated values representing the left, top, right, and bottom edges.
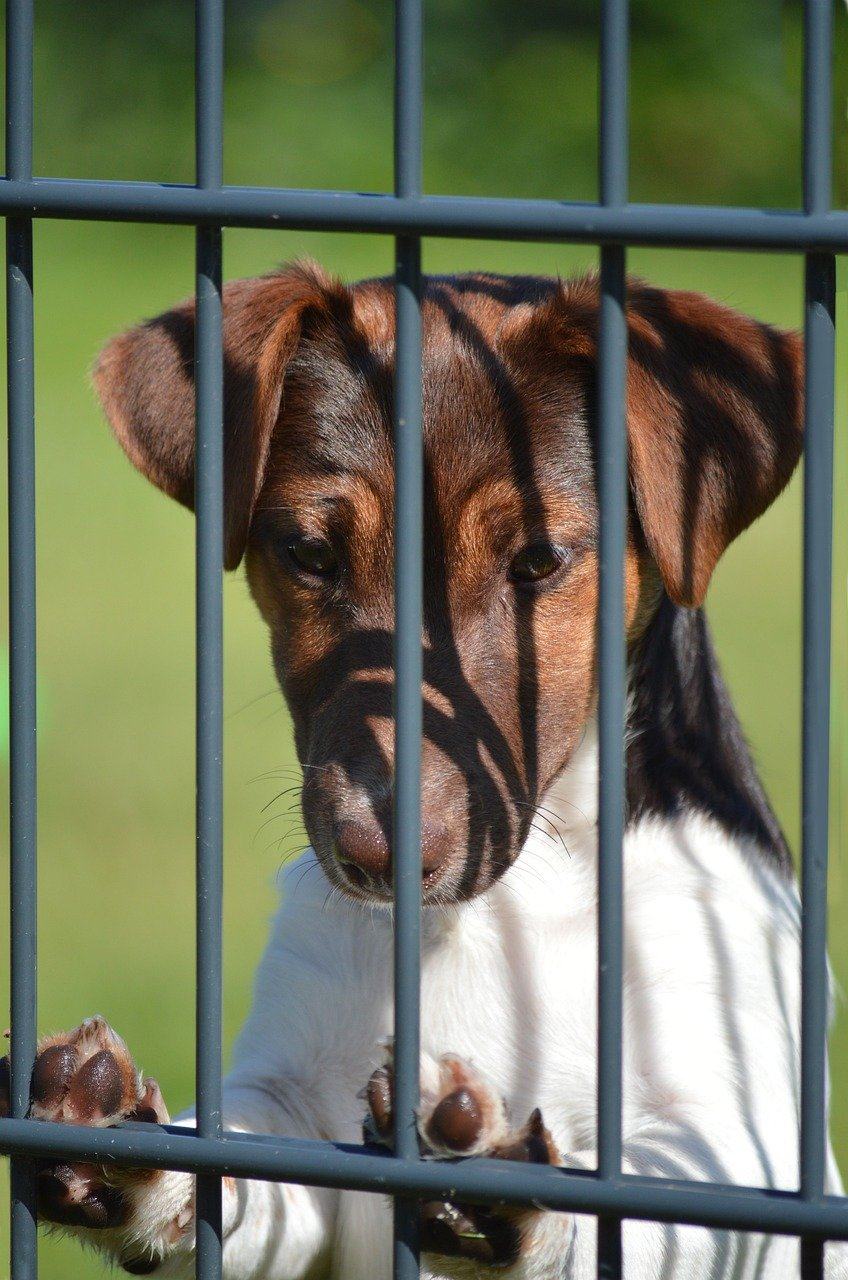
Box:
8, 265, 846, 1277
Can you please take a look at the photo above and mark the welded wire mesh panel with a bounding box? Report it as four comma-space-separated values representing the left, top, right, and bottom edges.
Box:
1, 2, 840, 1280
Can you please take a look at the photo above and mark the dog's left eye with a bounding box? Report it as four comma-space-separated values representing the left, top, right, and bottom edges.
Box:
509, 543, 563, 584
285, 536, 339, 579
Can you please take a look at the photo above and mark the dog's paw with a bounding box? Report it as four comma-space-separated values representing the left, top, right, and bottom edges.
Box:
363, 1048, 559, 1267
1, 1017, 193, 1274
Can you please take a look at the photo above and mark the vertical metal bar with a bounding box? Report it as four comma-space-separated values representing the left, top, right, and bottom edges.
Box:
599, 0, 629, 213
6, 0, 37, 1275
800, 6, 835, 1278
392, 1, 423, 1278
195, 2, 225, 1278
597, 0, 629, 1277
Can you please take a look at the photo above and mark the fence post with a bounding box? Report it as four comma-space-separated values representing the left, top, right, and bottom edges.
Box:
194, 1, 225, 1278
6, 0, 38, 1275
800, 6, 836, 1279
392, 1, 424, 1277
597, 0, 629, 1276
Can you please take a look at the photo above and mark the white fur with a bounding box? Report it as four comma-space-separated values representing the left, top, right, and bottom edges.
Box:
80, 723, 847, 1277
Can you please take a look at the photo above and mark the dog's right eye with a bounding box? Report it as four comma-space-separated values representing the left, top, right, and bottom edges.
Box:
285, 536, 339, 579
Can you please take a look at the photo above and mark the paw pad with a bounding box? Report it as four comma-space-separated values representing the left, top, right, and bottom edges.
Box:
28, 1017, 141, 1125
30, 1045, 77, 1112
0, 1018, 171, 1233
425, 1087, 484, 1153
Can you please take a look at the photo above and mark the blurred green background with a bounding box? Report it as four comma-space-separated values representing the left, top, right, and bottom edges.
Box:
0, 0, 846, 1274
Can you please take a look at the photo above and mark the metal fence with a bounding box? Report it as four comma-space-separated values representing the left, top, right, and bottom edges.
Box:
0, 0, 841, 1278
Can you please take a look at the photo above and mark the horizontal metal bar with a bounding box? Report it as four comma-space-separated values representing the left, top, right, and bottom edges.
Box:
3, 178, 848, 249
0, 1119, 847, 1240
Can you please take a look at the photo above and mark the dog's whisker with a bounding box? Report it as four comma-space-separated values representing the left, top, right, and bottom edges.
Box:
283, 856, 325, 896
260, 785, 304, 814
253, 809, 312, 842
228, 688, 281, 720
265, 838, 308, 861
262, 829, 306, 857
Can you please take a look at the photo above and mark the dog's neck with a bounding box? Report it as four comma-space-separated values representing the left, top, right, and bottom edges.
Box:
625, 595, 790, 871
517, 594, 791, 892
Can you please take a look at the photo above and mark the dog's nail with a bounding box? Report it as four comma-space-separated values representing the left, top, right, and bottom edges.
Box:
81, 1182, 127, 1228
366, 1067, 393, 1137
0, 1055, 10, 1118
121, 1254, 159, 1275
129, 1078, 168, 1125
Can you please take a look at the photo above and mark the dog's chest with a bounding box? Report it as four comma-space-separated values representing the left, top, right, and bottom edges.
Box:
417, 892, 598, 1130
259, 812, 798, 1159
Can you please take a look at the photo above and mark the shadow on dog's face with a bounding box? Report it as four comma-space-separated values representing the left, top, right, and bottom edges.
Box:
246, 275, 617, 903
94, 263, 803, 904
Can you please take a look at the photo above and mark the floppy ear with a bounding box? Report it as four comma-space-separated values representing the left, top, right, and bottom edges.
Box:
529, 277, 804, 607
93, 260, 347, 570
621, 281, 803, 607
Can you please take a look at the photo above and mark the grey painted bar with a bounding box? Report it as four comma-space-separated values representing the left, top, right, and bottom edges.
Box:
391, 0, 424, 1276
597, 0, 629, 1274
194, 1, 226, 1278
800, 2, 836, 1278
2, 179, 848, 249
3, 1118, 848, 1242
6, 0, 38, 1274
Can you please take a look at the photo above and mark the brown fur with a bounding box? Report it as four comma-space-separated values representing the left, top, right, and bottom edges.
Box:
94, 265, 803, 902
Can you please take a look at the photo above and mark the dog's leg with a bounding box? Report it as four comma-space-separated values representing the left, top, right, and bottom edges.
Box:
364, 1051, 848, 1280
364, 1050, 576, 1275
6, 1018, 336, 1278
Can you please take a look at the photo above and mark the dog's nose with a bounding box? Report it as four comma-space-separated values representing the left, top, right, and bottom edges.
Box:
334, 821, 390, 885
334, 818, 450, 892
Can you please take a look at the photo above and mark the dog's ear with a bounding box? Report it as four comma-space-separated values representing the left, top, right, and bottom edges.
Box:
622, 281, 803, 606
93, 259, 348, 570
515, 278, 804, 607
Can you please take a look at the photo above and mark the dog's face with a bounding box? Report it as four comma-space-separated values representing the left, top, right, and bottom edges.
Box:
244, 278, 617, 902
95, 266, 802, 904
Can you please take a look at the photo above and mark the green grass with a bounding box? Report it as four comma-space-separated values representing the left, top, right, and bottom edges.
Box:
0, 223, 844, 1277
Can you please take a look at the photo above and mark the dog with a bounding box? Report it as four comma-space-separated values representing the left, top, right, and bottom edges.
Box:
8, 264, 845, 1278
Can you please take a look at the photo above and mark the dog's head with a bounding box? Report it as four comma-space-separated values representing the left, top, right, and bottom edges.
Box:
95, 264, 802, 904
